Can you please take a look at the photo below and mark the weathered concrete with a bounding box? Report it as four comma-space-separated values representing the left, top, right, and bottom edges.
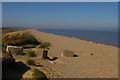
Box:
6, 45, 23, 55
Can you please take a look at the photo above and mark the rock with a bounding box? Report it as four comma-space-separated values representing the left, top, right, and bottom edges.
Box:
49, 61, 56, 64
91, 54, 93, 55
61, 50, 76, 57
42, 50, 48, 59
6, 45, 23, 55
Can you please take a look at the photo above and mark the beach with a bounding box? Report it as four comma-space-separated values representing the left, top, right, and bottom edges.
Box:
28, 29, 118, 78
2, 2, 118, 79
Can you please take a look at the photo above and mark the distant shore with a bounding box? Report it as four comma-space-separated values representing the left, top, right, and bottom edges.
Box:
37, 29, 118, 48
38, 29, 118, 47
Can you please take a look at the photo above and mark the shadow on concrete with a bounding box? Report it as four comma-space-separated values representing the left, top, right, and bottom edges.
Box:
2, 61, 31, 80
35, 64, 43, 67
73, 54, 78, 57
47, 57, 58, 61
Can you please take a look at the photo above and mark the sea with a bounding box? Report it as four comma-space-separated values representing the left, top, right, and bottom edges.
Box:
38, 29, 118, 47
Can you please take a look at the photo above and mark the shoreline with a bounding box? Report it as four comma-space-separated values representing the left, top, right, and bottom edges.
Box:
29, 29, 118, 78
36, 29, 118, 48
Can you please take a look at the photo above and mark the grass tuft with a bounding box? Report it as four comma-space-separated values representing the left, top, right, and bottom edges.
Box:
22, 44, 37, 49
2, 31, 40, 46
39, 42, 51, 49
27, 59, 35, 66
29, 50, 36, 57
32, 68, 47, 79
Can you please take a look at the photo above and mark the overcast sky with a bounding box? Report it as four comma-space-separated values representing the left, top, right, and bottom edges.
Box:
2, 2, 118, 31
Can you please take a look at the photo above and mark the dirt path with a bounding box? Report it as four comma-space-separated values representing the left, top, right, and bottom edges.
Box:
28, 29, 118, 78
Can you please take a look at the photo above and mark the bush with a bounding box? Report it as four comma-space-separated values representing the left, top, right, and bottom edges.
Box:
2, 31, 40, 46
32, 68, 47, 79
2, 28, 25, 34
27, 59, 35, 66
22, 44, 37, 49
39, 42, 51, 49
29, 51, 36, 57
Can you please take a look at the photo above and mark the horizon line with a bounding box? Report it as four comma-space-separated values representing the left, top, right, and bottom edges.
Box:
2, 0, 120, 2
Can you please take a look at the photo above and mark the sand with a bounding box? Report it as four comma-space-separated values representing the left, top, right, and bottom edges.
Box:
27, 29, 118, 78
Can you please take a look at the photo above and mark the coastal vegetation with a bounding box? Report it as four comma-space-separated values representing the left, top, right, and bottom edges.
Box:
2, 28, 47, 79
39, 42, 51, 49
2, 28, 25, 34
2, 28, 51, 50
22, 44, 37, 49
29, 50, 36, 57
27, 59, 36, 66
2, 31, 40, 46
32, 68, 47, 79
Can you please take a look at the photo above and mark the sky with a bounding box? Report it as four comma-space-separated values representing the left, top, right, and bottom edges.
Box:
2, 2, 118, 31
2, 0, 120, 2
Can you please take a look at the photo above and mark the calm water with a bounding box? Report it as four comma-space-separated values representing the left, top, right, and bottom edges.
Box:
38, 29, 118, 47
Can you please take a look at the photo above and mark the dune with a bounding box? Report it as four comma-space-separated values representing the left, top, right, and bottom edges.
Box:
28, 29, 118, 78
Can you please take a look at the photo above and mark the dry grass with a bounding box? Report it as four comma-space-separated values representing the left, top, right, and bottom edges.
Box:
2, 30, 40, 46
2, 28, 26, 34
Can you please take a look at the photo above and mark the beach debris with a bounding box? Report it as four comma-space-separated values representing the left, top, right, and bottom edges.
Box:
93, 42, 98, 44
49, 61, 56, 64
42, 49, 48, 59
47, 57, 58, 61
6, 45, 23, 55
62, 50, 78, 57
73, 54, 78, 57
42, 49, 58, 61
91, 54, 93, 55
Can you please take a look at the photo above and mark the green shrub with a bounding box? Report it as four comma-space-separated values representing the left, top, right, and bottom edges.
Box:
22, 44, 37, 49
39, 42, 51, 49
32, 68, 47, 79
27, 59, 35, 66
29, 51, 36, 57
2, 32, 40, 46
2, 28, 25, 34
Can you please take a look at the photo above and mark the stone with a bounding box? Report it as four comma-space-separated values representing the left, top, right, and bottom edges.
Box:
91, 54, 93, 55
61, 50, 75, 57
42, 50, 48, 59
6, 45, 23, 55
